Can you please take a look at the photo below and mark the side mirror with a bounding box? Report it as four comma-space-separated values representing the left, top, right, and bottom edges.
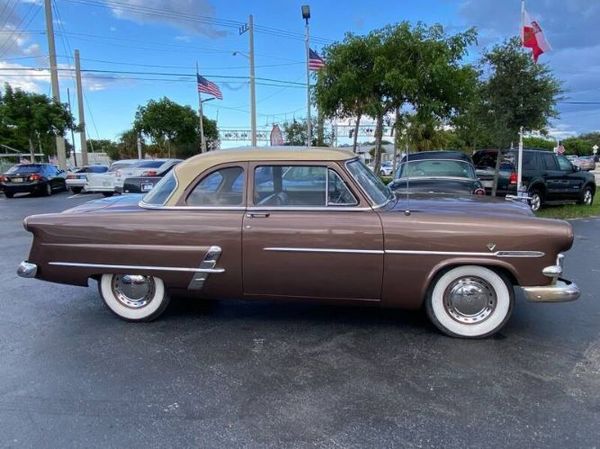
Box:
572, 165, 580, 172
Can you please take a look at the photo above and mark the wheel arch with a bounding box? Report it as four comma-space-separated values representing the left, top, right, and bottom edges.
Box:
420, 258, 519, 308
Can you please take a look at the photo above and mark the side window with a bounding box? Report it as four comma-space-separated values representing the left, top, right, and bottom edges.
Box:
522, 152, 536, 170
254, 165, 326, 207
540, 153, 558, 171
557, 155, 573, 171
328, 169, 357, 206
187, 166, 244, 206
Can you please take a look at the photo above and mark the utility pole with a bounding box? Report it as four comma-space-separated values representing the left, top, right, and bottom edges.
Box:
74, 49, 88, 166
302, 5, 311, 147
44, 0, 67, 169
136, 135, 143, 159
248, 15, 257, 147
66, 88, 77, 167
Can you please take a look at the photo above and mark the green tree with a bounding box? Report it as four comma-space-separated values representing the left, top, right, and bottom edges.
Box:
479, 38, 562, 148
133, 97, 217, 158
87, 139, 118, 159
0, 83, 74, 160
522, 136, 555, 151
281, 118, 331, 146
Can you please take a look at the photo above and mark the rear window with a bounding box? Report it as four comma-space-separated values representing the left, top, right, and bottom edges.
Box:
109, 162, 135, 172
135, 160, 165, 168
6, 164, 43, 174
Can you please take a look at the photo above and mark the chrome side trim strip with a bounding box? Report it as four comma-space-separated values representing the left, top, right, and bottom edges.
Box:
264, 247, 384, 254
48, 261, 225, 273
248, 206, 372, 212
386, 250, 545, 258
262, 248, 545, 257
188, 246, 223, 290
139, 202, 246, 211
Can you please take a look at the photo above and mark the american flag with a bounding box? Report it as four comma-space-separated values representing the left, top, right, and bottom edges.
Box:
308, 49, 325, 71
197, 74, 223, 100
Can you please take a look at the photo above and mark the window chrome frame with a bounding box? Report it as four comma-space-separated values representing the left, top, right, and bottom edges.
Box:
140, 170, 180, 207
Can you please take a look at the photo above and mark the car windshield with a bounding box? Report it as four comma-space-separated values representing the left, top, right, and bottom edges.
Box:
346, 159, 393, 206
397, 160, 476, 179
142, 170, 177, 206
6, 164, 43, 174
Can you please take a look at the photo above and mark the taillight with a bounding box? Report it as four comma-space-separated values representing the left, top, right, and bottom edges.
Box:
509, 172, 517, 185
67, 174, 76, 179
143, 170, 158, 176
29, 174, 42, 181
474, 188, 486, 196
0, 176, 5, 183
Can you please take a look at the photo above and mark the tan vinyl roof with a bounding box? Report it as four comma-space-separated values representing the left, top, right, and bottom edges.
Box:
167, 146, 356, 206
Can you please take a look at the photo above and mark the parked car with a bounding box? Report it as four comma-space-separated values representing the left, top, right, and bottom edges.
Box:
0, 163, 66, 198
379, 161, 394, 176
84, 159, 142, 196
577, 156, 596, 171
18, 147, 580, 338
389, 151, 485, 196
114, 159, 181, 194
122, 159, 182, 194
473, 149, 596, 211
66, 165, 109, 194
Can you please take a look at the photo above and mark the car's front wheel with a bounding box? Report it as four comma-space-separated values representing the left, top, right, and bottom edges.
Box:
425, 265, 514, 338
99, 273, 170, 321
102, 192, 114, 197
70, 187, 82, 194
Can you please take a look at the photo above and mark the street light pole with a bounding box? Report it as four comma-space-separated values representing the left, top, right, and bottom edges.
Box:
44, 0, 67, 169
248, 15, 257, 147
302, 5, 311, 148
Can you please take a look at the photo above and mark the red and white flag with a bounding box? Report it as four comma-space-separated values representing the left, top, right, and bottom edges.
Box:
522, 8, 551, 63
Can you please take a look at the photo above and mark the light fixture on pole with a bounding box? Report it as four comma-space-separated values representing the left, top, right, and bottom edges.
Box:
301, 5, 311, 147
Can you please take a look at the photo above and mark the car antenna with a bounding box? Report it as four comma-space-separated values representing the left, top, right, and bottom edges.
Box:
404, 149, 411, 216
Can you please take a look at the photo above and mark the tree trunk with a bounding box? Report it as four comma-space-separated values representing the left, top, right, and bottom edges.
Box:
352, 112, 361, 154
491, 148, 502, 197
373, 113, 384, 174
392, 108, 400, 177
28, 137, 35, 163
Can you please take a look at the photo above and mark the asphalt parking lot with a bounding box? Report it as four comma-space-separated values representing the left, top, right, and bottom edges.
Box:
1, 191, 599, 449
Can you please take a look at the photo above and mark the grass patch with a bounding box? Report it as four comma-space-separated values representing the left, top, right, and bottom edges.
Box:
535, 190, 600, 219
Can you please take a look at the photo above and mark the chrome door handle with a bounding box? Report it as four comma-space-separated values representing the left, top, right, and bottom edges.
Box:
246, 212, 270, 218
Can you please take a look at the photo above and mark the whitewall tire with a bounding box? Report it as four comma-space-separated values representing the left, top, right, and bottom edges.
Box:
99, 273, 170, 321
426, 265, 514, 338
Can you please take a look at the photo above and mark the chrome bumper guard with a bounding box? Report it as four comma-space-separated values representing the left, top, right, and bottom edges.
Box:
17, 261, 37, 278
521, 253, 580, 303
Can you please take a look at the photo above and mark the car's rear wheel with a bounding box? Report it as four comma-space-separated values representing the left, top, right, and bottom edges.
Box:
99, 273, 170, 321
43, 183, 52, 196
529, 188, 543, 212
70, 187, 82, 194
102, 192, 114, 197
425, 265, 514, 338
578, 186, 594, 206
4, 192, 14, 198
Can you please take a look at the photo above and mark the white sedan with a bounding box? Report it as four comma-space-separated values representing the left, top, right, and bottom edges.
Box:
65, 165, 108, 194
85, 159, 142, 197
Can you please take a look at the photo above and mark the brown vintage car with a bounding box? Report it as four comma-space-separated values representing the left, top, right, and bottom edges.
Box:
18, 148, 580, 338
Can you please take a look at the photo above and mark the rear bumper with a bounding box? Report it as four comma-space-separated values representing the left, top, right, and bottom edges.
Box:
17, 261, 37, 278
66, 179, 86, 188
521, 279, 580, 303
1, 182, 46, 194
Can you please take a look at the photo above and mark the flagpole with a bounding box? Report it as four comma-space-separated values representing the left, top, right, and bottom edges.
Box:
196, 62, 207, 153
518, 0, 525, 196
304, 14, 311, 147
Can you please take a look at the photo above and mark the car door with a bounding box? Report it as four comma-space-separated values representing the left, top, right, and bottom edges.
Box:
537, 152, 566, 200
242, 162, 384, 302
556, 154, 585, 200
44, 165, 58, 190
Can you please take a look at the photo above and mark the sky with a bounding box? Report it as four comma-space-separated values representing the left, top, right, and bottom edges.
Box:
0, 0, 598, 150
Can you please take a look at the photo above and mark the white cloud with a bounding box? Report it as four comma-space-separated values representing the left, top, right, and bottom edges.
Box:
0, 61, 49, 92
106, 0, 227, 38
175, 35, 191, 42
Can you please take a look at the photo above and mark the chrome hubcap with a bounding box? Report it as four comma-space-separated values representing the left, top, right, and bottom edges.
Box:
111, 274, 155, 309
584, 190, 592, 205
443, 276, 497, 324
530, 193, 541, 211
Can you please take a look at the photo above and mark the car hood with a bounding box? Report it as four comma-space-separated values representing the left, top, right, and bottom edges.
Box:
385, 192, 534, 217
390, 178, 480, 194
62, 194, 144, 214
